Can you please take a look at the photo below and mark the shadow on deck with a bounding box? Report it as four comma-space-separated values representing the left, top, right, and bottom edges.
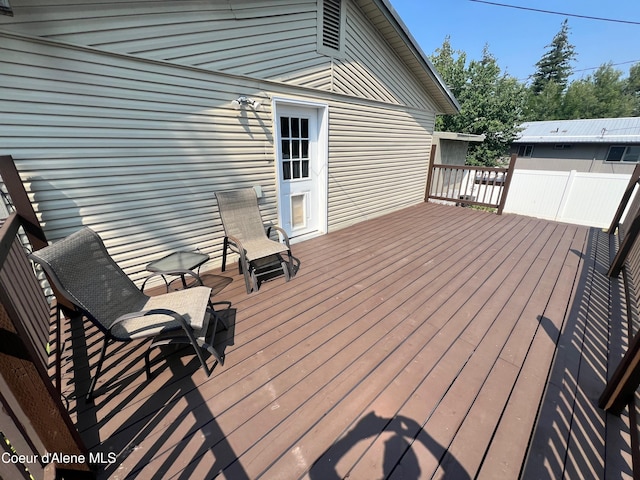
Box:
53, 203, 634, 479
523, 227, 633, 479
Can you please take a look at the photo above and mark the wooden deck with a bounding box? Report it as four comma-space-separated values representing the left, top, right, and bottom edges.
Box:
58, 202, 635, 479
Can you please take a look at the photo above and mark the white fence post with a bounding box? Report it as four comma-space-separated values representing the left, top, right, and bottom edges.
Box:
555, 170, 577, 222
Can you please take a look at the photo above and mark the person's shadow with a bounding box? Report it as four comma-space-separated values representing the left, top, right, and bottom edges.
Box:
309, 411, 470, 479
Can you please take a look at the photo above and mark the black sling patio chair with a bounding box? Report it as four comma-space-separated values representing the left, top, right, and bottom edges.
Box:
30, 227, 227, 400
215, 187, 294, 294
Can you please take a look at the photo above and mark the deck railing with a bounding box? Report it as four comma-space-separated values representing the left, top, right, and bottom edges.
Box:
0, 156, 90, 479
600, 164, 640, 417
425, 153, 516, 215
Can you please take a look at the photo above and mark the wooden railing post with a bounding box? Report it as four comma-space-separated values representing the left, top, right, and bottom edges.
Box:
599, 324, 640, 414
0, 155, 75, 313
609, 207, 640, 278
0, 155, 47, 251
600, 164, 640, 414
424, 144, 437, 202
608, 163, 640, 235
497, 154, 517, 215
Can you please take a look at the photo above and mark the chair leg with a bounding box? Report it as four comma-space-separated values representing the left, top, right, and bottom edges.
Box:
147, 322, 224, 378
281, 260, 290, 282
287, 250, 294, 278
86, 337, 110, 401
147, 337, 216, 377
192, 340, 215, 376
198, 310, 225, 369
197, 340, 224, 371
221, 237, 228, 272
250, 266, 258, 293
241, 259, 253, 294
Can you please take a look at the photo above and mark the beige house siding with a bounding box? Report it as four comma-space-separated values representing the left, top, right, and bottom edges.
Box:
336, 1, 436, 109
0, 0, 437, 109
0, 1, 330, 86
1, 31, 436, 283
327, 104, 434, 230
1, 33, 276, 282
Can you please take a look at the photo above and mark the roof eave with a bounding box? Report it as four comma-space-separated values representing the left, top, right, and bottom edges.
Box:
356, 0, 460, 115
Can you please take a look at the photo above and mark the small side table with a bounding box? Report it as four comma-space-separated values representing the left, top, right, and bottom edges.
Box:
146, 251, 209, 290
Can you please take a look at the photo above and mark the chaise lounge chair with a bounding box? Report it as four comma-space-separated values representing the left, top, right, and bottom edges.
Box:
215, 187, 294, 294
30, 227, 226, 400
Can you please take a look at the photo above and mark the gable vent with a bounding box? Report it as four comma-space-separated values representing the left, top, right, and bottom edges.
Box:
322, 0, 342, 51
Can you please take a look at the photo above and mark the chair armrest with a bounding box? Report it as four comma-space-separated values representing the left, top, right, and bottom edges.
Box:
266, 225, 291, 248
225, 235, 252, 275
226, 235, 249, 258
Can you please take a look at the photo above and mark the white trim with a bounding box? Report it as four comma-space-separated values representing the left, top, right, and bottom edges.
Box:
272, 97, 329, 237
317, 0, 347, 58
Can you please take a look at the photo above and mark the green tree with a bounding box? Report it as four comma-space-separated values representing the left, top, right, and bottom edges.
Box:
524, 19, 577, 121
530, 19, 576, 94
561, 79, 597, 119
430, 42, 526, 165
429, 36, 467, 123
562, 64, 634, 119
525, 81, 564, 121
625, 62, 640, 115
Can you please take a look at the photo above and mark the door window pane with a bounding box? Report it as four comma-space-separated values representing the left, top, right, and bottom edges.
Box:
281, 140, 290, 160
280, 117, 290, 137
280, 115, 311, 180
291, 118, 300, 137
283, 162, 291, 180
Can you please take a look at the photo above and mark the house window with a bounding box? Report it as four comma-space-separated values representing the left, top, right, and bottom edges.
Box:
517, 145, 533, 157
554, 144, 572, 150
280, 116, 310, 180
319, 0, 344, 54
606, 146, 640, 162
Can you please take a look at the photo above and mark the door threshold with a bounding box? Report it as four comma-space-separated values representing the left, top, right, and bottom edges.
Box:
289, 230, 323, 244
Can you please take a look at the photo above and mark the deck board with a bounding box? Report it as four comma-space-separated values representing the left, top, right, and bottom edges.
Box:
53, 202, 635, 479
477, 227, 589, 479
346, 219, 564, 478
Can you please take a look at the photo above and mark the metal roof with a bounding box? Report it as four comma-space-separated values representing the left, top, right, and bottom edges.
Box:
515, 117, 640, 144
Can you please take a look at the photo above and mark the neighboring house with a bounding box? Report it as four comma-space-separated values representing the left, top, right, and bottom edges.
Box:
432, 131, 485, 166
0, 0, 458, 282
428, 132, 485, 204
511, 117, 640, 174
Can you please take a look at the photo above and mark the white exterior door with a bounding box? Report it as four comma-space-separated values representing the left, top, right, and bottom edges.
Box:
275, 103, 326, 239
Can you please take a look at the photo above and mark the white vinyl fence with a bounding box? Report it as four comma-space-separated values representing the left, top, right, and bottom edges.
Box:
502, 169, 631, 228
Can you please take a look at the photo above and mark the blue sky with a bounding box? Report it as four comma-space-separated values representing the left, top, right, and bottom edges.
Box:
387, 0, 640, 83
